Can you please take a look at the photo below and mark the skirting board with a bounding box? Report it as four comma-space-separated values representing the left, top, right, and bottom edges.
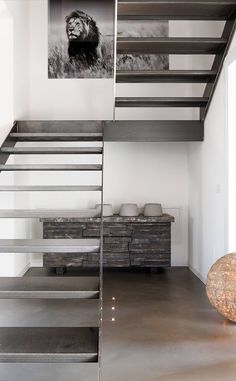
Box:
189, 264, 207, 284
18, 262, 31, 277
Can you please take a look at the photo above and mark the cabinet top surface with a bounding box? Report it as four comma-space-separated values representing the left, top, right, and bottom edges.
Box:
41, 213, 175, 223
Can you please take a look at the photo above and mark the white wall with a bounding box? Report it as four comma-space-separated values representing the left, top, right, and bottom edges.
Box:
0, 2, 13, 144
104, 142, 189, 265
0, 0, 30, 276
188, 32, 236, 282
5, 0, 30, 121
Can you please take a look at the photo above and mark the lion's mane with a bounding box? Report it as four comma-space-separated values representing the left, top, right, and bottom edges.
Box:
65, 10, 101, 66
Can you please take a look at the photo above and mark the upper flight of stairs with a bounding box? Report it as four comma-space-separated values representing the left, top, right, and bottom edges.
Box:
113, 0, 236, 141
0, 121, 103, 367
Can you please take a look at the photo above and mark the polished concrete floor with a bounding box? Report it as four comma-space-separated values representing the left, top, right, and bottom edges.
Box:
0, 267, 236, 380
102, 268, 236, 381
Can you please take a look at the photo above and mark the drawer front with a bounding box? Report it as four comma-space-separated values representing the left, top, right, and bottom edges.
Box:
104, 237, 131, 252
83, 223, 131, 238
43, 222, 85, 239
44, 252, 130, 268
104, 252, 130, 267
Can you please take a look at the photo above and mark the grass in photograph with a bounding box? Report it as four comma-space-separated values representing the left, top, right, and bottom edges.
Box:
117, 54, 169, 71
48, 37, 114, 79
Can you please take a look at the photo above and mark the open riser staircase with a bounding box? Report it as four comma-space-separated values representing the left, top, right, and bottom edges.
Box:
0, 121, 104, 377
113, 0, 236, 140
0, 1, 236, 380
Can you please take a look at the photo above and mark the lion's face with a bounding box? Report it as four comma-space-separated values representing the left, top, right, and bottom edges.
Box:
66, 16, 90, 41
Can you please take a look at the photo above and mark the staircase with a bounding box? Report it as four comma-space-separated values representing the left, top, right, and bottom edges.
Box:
110, 0, 236, 141
0, 121, 104, 379
0, 1, 236, 380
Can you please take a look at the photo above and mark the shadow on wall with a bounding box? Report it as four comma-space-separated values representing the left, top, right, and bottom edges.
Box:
0, 1, 13, 145
0, 1, 30, 276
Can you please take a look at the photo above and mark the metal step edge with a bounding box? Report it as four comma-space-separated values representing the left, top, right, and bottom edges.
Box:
115, 97, 208, 107
0, 148, 103, 155
9, 133, 103, 142
0, 353, 98, 363
0, 291, 99, 299
0, 186, 102, 192
0, 209, 101, 218
0, 165, 103, 171
0, 239, 100, 253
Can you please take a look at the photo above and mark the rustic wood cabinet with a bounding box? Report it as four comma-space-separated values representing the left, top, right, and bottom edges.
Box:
42, 214, 174, 274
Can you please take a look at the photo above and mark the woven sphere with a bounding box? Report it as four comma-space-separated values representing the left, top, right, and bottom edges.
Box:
206, 253, 236, 322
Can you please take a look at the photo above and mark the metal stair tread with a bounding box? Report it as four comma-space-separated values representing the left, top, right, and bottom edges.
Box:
115, 97, 208, 107
0, 299, 99, 327
0, 327, 98, 363
0, 277, 99, 299
0, 186, 102, 192
9, 132, 103, 141
117, 37, 227, 54
116, 69, 217, 83
117, 0, 236, 20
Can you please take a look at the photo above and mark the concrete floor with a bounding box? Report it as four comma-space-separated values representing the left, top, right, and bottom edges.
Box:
0, 267, 236, 380
102, 268, 236, 381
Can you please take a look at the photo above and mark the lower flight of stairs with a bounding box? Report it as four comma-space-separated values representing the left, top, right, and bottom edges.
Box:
0, 121, 104, 368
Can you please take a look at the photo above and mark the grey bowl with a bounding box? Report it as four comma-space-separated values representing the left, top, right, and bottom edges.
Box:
95, 204, 113, 217
144, 203, 163, 217
119, 203, 139, 217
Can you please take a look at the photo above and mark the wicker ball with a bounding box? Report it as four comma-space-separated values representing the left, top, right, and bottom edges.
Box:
206, 253, 236, 322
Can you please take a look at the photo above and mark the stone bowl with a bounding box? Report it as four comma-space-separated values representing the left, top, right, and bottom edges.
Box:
144, 203, 163, 217
95, 204, 113, 217
119, 203, 139, 217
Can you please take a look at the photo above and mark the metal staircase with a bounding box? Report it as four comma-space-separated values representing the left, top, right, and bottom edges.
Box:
0, 1, 236, 380
111, 0, 236, 140
0, 121, 104, 378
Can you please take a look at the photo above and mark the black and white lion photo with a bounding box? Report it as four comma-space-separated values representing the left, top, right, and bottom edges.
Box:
48, 0, 114, 79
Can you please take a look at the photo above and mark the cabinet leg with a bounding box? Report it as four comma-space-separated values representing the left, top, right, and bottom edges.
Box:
150, 267, 165, 274
55, 267, 67, 275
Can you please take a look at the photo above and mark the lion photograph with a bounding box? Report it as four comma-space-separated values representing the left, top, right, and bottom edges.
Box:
48, 0, 114, 78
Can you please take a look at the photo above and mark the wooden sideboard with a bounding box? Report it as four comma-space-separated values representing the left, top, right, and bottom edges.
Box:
42, 214, 174, 274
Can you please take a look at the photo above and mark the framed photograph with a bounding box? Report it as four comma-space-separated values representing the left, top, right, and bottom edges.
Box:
48, 0, 114, 79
